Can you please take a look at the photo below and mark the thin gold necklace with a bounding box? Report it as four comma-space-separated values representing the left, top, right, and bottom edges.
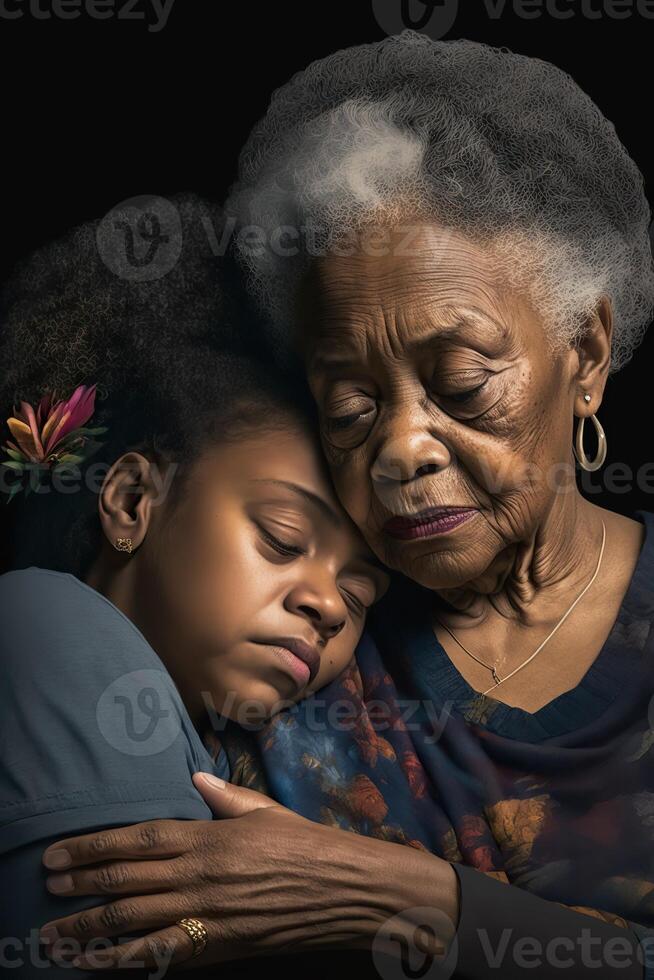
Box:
434, 520, 606, 697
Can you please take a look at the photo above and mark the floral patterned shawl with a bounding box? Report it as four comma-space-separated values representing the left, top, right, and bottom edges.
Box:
203, 509, 654, 938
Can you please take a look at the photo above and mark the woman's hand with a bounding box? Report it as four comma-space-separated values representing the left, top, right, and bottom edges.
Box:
39, 773, 459, 972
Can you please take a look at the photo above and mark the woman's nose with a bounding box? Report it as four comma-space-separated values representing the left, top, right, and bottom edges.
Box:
371, 428, 452, 485
284, 581, 347, 640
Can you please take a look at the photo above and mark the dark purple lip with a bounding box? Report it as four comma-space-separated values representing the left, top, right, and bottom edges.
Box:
255, 636, 321, 684
383, 506, 479, 541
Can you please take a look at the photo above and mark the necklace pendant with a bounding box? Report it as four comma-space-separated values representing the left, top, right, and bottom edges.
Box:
492, 667, 501, 686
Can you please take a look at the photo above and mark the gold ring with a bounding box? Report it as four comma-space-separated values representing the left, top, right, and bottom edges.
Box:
175, 917, 208, 959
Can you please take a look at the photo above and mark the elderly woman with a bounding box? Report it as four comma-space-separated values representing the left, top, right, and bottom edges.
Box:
35, 33, 654, 979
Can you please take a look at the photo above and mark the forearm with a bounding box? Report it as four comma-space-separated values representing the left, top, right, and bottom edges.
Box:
360, 839, 648, 979
27, 791, 651, 976
350, 833, 460, 959
270, 819, 647, 976
452, 863, 649, 978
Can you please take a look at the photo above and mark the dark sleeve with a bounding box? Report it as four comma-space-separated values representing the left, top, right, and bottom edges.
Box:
453, 863, 652, 979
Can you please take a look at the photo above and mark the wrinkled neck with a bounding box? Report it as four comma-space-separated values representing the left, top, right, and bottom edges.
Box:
433, 495, 605, 630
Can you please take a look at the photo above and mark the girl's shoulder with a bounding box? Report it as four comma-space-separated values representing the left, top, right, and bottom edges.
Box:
0, 565, 229, 858
0, 565, 161, 672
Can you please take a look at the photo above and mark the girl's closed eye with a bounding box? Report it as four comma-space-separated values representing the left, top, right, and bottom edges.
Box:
339, 576, 379, 618
257, 523, 308, 559
341, 588, 365, 617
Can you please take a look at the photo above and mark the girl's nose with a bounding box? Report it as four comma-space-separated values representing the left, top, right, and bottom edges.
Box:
284, 580, 347, 641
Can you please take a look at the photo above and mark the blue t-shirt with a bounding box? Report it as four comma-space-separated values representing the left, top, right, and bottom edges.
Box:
0, 565, 231, 854
0, 566, 232, 976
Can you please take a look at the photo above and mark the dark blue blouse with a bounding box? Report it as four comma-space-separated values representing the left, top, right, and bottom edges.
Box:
399, 509, 654, 743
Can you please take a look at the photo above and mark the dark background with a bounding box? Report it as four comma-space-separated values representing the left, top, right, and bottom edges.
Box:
1, 0, 653, 545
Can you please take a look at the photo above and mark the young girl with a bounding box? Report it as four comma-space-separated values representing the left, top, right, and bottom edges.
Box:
0, 195, 387, 974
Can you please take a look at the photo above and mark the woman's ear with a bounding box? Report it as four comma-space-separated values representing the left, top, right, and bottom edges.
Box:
97, 451, 164, 553
572, 295, 613, 415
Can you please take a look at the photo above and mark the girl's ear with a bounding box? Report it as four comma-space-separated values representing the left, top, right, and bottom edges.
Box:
97, 451, 164, 552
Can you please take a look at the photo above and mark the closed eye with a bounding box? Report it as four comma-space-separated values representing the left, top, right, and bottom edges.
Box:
339, 572, 381, 617
446, 379, 489, 403
325, 406, 376, 431
341, 589, 366, 617
258, 526, 306, 558
329, 414, 363, 431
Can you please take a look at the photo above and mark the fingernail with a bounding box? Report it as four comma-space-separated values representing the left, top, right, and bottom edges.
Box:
47, 873, 74, 894
43, 849, 71, 869
40, 925, 59, 945
199, 772, 226, 789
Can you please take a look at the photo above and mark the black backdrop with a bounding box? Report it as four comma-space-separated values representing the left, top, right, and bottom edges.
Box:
1, 0, 653, 552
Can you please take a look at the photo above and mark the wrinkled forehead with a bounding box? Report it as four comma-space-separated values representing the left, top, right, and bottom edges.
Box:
299, 221, 522, 364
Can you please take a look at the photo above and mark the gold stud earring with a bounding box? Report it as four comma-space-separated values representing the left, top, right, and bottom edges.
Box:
115, 537, 133, 554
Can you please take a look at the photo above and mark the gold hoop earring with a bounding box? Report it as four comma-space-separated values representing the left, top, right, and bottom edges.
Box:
573, 414, 607, 472
114, 537, 133, 554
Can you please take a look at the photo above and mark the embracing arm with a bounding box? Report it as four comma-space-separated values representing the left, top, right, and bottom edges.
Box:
37, 775, 650, 978
349, 832, 649, 979
449, 864, 648, 980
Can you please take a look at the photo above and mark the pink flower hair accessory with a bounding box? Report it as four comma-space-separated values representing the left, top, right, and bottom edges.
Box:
1, 383, 108, 501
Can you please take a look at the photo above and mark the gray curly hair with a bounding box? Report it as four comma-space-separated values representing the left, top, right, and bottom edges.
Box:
226, 31, 654, 373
